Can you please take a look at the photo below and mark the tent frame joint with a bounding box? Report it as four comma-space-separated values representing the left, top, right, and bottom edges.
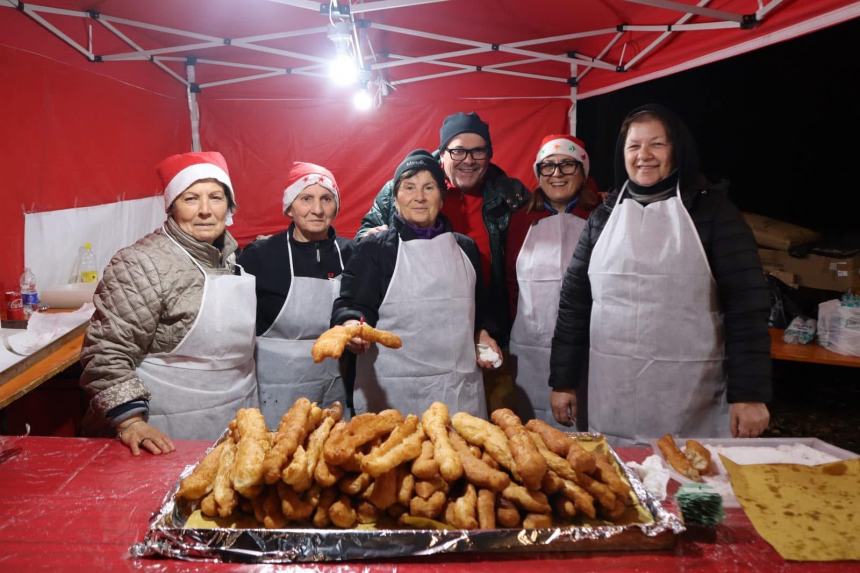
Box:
223, 37, 232, 45
16, 1, 24, 12
92, 54, 103, 62
566, 76, 578, 87
186, 56, 198, 65
86, 9, 99, 20
491, 43, 499, 51
189, 82, 201, 93
740, 14, 758, 30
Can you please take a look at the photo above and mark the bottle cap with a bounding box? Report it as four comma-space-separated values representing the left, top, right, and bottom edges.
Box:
84, 242, 92, 250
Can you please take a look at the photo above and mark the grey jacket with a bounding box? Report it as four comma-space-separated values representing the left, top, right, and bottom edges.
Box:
79, 217, 239, 430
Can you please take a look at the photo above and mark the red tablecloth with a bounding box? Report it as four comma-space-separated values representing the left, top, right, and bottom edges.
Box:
0, 436, 856, 572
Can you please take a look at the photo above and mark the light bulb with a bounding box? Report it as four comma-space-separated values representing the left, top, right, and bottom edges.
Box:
353, 88, 373, 111
329, 54, 359, 86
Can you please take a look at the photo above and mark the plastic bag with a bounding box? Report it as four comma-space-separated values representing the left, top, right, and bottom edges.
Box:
783, 316, 817, 345
766, 275, 804, 328
817, 298, 860, 357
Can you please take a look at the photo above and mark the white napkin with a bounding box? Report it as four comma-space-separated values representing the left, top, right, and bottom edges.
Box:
476, 343, 503, 369
6, 303, 94, 355
627, 454, 671, 501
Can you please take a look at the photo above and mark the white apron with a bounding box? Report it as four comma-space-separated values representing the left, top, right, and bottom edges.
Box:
355, 232, 487, 417
509, 213, 586, 428
256, 235, 345, 427
138, 229, 259, 440
587, 184, 729, 446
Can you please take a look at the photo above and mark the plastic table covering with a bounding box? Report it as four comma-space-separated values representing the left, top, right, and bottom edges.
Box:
0, 436, 856, 572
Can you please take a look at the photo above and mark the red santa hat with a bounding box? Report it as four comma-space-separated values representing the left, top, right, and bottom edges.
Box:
156, 151, 234, 214
534, 134, 590, 179
282, 162, 340, 214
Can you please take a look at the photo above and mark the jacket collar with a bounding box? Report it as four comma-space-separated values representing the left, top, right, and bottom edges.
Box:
164, 216, 238, 268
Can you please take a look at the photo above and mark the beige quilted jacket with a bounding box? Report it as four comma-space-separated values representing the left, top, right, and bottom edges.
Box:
80, 217, 240, 430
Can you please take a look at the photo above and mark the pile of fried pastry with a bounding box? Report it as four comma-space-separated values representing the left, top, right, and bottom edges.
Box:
176, 399, 636, 530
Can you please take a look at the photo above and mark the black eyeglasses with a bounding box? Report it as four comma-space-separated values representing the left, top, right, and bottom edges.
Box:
538, 161, 580, 176
445, 147, 489, 161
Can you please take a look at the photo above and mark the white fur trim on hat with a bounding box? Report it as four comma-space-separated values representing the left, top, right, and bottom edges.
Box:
163, 163, 234, 212
533, 136, 590, 179
282, 174, 339, 214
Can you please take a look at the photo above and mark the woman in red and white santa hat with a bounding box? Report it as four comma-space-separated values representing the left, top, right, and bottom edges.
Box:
505, 134, 598, 429
238, 162, 355, 427
80, 151, 259, 454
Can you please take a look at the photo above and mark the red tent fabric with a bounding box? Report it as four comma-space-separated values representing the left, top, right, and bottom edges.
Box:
1, 0, 857, 291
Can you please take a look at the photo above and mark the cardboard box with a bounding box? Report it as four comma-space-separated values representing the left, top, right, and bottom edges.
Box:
743, 212, 821, 251
758, 249, 860, 292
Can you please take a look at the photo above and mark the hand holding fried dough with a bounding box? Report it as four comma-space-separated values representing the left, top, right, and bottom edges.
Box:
311, 321, 402, 363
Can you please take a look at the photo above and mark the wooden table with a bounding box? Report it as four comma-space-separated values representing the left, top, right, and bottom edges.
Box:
770, 328, 860, 368
1, 437, 856, 572
0, 322, 86, 409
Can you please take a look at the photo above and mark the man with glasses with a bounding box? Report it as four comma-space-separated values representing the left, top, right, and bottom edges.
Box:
357, 112, 529, 347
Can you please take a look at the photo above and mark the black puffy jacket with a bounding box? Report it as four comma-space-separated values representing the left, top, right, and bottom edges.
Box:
332, 214, 488, 332
549, 183, 772, 405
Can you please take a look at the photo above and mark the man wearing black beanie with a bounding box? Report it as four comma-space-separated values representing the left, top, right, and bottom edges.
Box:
356, 112, 529, 347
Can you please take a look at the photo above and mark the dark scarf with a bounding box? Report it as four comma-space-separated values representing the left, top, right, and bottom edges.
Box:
406, 218, 446, 239
626, 169, 679, 205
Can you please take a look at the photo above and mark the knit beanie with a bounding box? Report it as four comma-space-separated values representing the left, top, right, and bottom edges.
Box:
282, 162, 340, 214
534, 134, 590, 179
393, 149, 447, 194
438, 112, 492, 156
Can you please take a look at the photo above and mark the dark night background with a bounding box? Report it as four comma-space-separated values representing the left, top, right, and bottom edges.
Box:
578, 17, 859, 237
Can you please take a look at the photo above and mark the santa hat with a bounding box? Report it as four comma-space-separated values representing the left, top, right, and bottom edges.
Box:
157, 151, 234, 212
283, 162, 340, 214
533, 134, 590, 179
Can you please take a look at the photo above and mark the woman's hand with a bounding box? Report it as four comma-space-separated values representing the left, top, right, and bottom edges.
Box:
730, 402, 770, 438
343, 319, 371, 354
550, 389, 577, 427
116, 416, 176, 456
475, 329, 502, 369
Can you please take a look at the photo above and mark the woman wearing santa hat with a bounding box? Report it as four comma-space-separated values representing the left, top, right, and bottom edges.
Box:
332, 150, 501, 417
505, 134, 596, 429
550, 103, 771, 445
80, 151, 258, 455
238, 162, 354, 427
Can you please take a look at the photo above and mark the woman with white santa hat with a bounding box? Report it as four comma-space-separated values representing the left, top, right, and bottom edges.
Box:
239, 162, 355, 427
80, 151, 259, 454
505, 134, 596, 429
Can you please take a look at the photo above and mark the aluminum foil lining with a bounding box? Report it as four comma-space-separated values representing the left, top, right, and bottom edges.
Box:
131, 433, 685, 563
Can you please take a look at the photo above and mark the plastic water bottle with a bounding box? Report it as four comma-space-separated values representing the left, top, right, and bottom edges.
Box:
79, 242, 98, 283
19, 267, 39, 318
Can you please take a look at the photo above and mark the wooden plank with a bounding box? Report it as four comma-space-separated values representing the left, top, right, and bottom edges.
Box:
0, 323, 87, 408
770, 328, 860, 368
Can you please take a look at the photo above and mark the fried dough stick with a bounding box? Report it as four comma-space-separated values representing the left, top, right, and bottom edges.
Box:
213, 439, 238, 518
324, 409, 403, 466
177, 441, 226, 500
491, 409, 547, 490
657, 434, 701, 481
527, 431, 578, 481
451, 412, 518, 476
311, 323, 402, 363
283, 415, 337, 491
361, 415, 424, 477
448, 429, 510, 492
232, 408, 269, 498
593, 453, 633, 504
525, 419, 597, 473
263, 398, 314, 484
411, 439, 440, 480
422, 402, 463, 482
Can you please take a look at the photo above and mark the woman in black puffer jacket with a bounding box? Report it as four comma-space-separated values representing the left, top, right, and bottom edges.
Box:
549, 103, 771, 445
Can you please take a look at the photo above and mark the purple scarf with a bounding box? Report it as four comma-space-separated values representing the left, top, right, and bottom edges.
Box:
406, 218, 445, 239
